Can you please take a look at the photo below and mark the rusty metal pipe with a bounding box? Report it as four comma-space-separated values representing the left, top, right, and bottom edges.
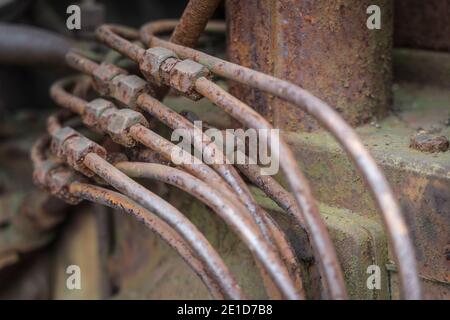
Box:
115, 161, 305, 300
136, 94, 274, 241
129, 124, 237, 195
31, 134, 51, 165
179, 110, 317, 285
145, 19, 226, 36
237, 162, 306, 226
95, 21, 225, 67
94, 22, 222, 102
140, 24, 421, 299
195, 77, 347, 299
180, 111, 309, 229
96, 25, 145, 62
82, 152, 244, 299
170, 0, 223, 48
64, 48, 330, 299
135, 94, 308, 296
66, 51, 99, 75
42, 114, 244, 299
46, 114, 63, 136
41, 109, 229, 298
48, 75, 238, 201
69, 182, 225, 299
181, 113, 314, 256
136, 94, 306, 299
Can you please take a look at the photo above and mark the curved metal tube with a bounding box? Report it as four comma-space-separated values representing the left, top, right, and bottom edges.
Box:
46, 114, 63, 136
136, 94, 281, 245
180, 113, 314, 256
31, 134, 51, 165
69, 182, 225, 299
50, 76, 87, 115
140, 21, 421, 300
135, 94, 308, 296
81, 153, 245, 300
194, 78, 347, 300
115, 161, 305, 300
41, 112, 227, 299
90, 29, 276, 249
130, 125, 305, 298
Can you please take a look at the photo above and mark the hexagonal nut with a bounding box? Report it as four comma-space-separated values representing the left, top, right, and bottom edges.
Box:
139, 47, 178, 85
111, 74, 148, 108
169, 59, 210, 100
92, 63, 127, 96
50, 127, 80, 159
47, 167, 83, 205
33, 160, 59, 190
98, 107, 118, 131
62, 136, 107, 177
106, 109, 149, 147
83, 98, 116, 129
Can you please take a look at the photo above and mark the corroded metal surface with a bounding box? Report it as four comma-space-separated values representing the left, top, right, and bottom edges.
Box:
226, 0, 393, 131
21, 2, 432, 299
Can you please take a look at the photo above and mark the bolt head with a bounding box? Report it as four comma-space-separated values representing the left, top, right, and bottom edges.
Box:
51, 127, 79, 159
47, 167, 83, 205
92, 63, 127, 96
139, 47, 178, 85
169, 59, 209, 100
83, 98, 116, 129
63, 136, 107, 177
107, 109, 148, 147
111, 75, 148, 108
410, 131, 450, 153
33, 160, 59, 191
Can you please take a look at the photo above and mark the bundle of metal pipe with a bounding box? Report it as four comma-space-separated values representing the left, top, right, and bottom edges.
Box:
32, 114, 243, 300
138, 17, 421, 300
31, 0, 421, 300
47, 75, 305, 299
92, 24, 346, 299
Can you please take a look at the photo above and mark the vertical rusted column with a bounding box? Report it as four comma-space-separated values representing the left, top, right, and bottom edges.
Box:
170, 0, 223, 47
226, 0, 393, 132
